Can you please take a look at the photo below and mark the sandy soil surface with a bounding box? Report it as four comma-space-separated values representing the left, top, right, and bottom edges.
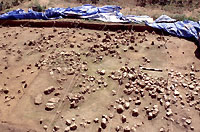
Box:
0, 26, 200, 132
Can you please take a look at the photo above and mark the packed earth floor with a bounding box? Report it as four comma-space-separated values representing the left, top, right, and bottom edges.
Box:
0, 26, 200, 132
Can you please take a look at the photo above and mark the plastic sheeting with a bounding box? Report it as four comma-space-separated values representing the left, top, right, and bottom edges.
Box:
0, 4, 155, 23
126, 15, 153, 23
154, 15, 176, 23
0, 4, 129, 22
147, 15, 200, 45
0, 9, 48, 19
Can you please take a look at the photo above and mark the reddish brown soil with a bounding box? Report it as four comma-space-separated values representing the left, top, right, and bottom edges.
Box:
0, 26, 199, 132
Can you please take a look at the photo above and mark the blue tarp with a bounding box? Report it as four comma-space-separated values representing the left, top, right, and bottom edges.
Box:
0, 9, 48, 19
147, 15, 200, 45
0, 4, 129, 22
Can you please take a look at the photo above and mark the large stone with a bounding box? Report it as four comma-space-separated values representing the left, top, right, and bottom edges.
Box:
102, 115, 108, 120
99, 70, 106, 75
70, 101, 78, 109
2, 88, 9, 94
135, 100, 141, 105
115, 126, 122, 131
45, 102, 55, 110
54, 125, 60, 131
166, 109, 173, 117
148, 111, 156, 120
70, 123, 77, 130
101, 118, 107, 129
174, 90, 180, 96
124, 102, 130, 109
132, 108, 139, 117
185, 119, 192, 125
94, 118, 99, 123
43, 125, 48, 130
48, 97, 60, 103
122, 115, 126, 123
34, 94, 43, 105
44, 86, 55, 95
64, 127, 70, 132
66, 119, 72, 126
124, 126, 131, 132
189, 85, 194, 90
160, 127, 165, 132
117, 104, 124, 114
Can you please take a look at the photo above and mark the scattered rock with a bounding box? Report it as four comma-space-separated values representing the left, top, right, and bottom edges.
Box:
70, 101, 78, 109
102, 115, 108, 120
117, 104, 124, 114
174, 90, 180, 96
43, 125, 48, 130
71, 118, 76, 122
166, 108, 173, 117
39, 118, 43, 124
44, 86, 55, 95
124, 126, 131, 132
165, 102, 170, 109
48, 97, 60, 103
98, 69, 106, 75
112, 90, 116, 96
2, 88, 9, 94
53, 125, 60, 131
131, 127, 137, 132
135, 100, 141, 105
66, 119, 72, 126
147, 112, 153, 120
189, 84, 194, 90
124, 102, 130, 109
121, 115, 126, 123
185, 119, 192, 125
70, 123, 77, 130
45, 102, 55, 111
86, 120, 91, 124
94, 118, 99, 123
160, 127, 165, 132
115, 126, 122, 131
132, 108, 139, 117
34, 94, 43, 105
101, 118, 107, 129
64, 127, 70, 132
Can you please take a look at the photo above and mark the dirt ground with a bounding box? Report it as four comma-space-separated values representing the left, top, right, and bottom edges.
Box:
0, 26, 199, 132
